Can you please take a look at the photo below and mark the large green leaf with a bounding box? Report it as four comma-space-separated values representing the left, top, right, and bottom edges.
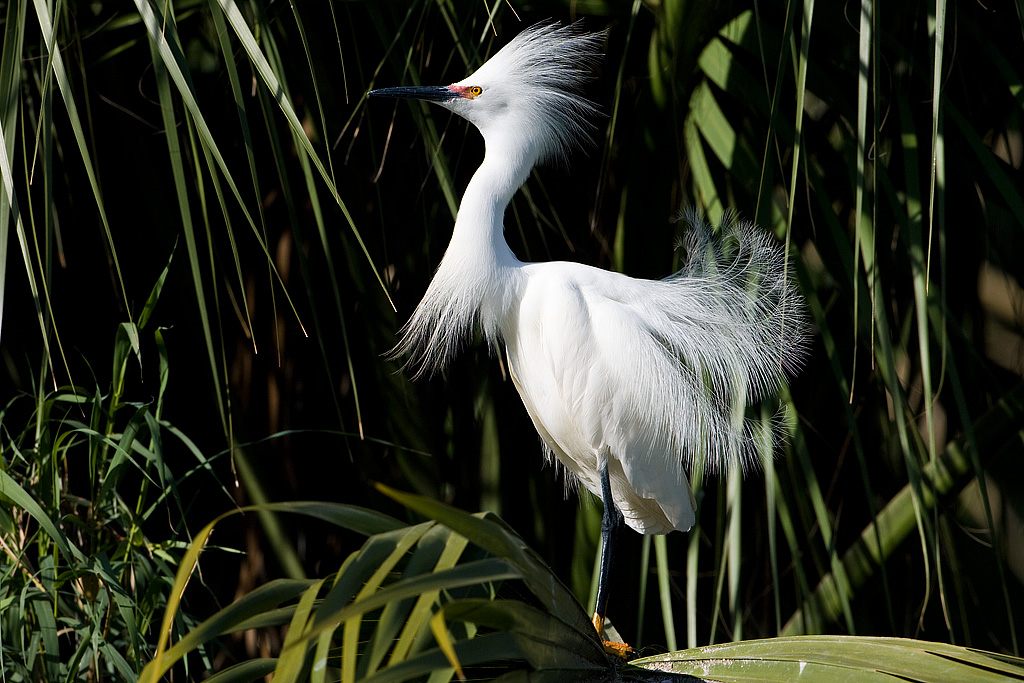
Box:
441, 599, 607, 670
376, 484, 597, 638
632, 636, 1024, 682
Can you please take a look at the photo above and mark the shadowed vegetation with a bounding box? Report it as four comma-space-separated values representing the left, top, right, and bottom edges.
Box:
0, 0, 1022, 679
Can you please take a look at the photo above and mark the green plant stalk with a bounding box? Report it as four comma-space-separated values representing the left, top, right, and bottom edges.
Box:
857, 203, 937, 631
686, 457, 704, 649
942, 320, 1019, 653
727, 464, 741, 641
254, 10, 366, 439
0, 0, 26, 348
208, 0, 262, 352
762, 404, 781, 634
231, 446, 307, 581
31, 0, 130, 320
146, 29, 229, 440
654, 533, 676, 651
636, 533, 651, 648
782, 380, 1024, 634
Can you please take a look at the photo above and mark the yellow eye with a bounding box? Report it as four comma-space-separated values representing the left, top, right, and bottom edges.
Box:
468, 85, 483, 98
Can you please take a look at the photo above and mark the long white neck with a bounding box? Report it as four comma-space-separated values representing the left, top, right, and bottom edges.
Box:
447, 140, 535, 268
392, 139, 536, 377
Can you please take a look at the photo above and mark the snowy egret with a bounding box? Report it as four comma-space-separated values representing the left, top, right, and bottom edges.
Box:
370, 22, 808, 656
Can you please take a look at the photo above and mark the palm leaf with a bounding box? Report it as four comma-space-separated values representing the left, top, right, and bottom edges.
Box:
633, 636, 1024, 682
137, 495, 610, 682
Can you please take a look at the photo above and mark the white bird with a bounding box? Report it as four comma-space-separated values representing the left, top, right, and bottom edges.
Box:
370, 22, 808, 656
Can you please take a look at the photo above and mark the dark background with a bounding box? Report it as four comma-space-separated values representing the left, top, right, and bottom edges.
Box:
1, 0, 1022, 667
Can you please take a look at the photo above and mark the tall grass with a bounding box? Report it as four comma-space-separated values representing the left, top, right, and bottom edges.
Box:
0, 252, 228, 678
0, 0, 1021, 678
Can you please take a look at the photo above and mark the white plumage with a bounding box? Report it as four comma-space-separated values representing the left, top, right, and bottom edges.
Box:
373, 22, 807, 534
370, 21, 808, 648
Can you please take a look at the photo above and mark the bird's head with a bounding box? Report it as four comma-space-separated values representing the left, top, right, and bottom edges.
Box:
369, 22, 603, 168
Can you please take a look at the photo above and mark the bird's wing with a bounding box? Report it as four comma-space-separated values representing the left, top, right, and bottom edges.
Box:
582, 275, 700, 533
510, 264, 697, 534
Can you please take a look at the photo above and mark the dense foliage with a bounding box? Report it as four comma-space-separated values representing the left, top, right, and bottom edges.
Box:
0, 0, 1022, 679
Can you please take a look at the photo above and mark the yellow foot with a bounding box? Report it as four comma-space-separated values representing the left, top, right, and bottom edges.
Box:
592, 613, 634, 659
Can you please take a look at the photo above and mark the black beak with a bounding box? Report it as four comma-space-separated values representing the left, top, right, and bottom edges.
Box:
367, 85, 456, 102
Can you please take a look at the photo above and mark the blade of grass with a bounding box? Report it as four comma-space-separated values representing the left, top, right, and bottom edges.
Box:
686, 459, 704, 649
752, 0, 796, 228
0, 0, 27, 346
654, 534, 677, 651
214, 0, 394, 310
146, 29, 229, 440
771, 465, 815, 633
794, 416, 855, 633
0, 117, 55, 377
207, 0, 261, 355
0, 469, 85, 563
251, 73, 349, 436
690, 81, 761, 190
361, 632, 522, 683
204, 660, 278, 683
850, 0, 872, 403
635, 534, 651, 648
802, 159, 896, 632
31, 0, 129, 315
762, 405, 781, 634
782, 380, 1024, 634
939, 317, 1018, 654
925, 0, 946, 292
856, 204, 935, 633
726, 464, 742, 641
136, 0, 309, 333
709, 480, 729, 645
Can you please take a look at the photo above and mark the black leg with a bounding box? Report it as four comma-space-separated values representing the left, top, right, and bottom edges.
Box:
594, 461, 624, 627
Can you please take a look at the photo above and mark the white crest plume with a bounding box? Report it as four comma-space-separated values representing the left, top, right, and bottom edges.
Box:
458, 21, 604, 165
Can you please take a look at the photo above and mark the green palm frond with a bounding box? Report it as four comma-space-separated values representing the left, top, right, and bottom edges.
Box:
140, 491, 1024, 682
635, 636, 1024, 682
138, 492, 611, 682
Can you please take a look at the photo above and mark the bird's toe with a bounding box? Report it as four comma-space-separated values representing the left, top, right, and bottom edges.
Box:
592, 613, 634, 660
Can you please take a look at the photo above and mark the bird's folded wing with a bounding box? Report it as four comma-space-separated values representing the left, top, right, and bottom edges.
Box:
513, 264, 698, 533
